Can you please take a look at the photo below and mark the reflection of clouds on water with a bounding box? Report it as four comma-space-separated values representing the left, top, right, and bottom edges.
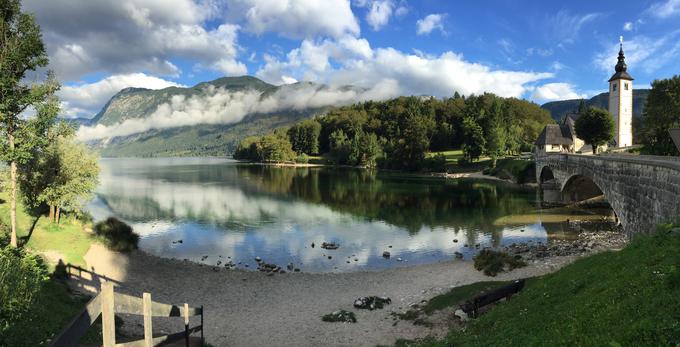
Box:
87, 158, 600, 272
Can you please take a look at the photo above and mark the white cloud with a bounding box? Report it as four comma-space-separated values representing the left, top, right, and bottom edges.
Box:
623, 22, 634, 31
548, 10, 600, 44
24, 0, 246, 80
257, 39, 553, 99
646, 0, 680, 18
76, 82, 396, 141
59, 73, 184, 118
416, 14, 445, 35
366, 0, 394, 31
224, 0, 360, 39
593, 31, 680, 75
531, 83, 587, 103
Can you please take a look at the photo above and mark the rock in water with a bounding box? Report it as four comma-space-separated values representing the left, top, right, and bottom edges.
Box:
454, 252, 464, 259
382, 251, 391, 258
321, 242, 339, 250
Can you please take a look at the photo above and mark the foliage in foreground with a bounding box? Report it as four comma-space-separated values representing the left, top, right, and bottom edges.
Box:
473, 249, 526, 276
407, 225, 680, 347
0, 246, 49, 333
94, 217, 139, 252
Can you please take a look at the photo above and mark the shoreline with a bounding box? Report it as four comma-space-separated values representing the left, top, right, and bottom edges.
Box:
69, 234, 622, 347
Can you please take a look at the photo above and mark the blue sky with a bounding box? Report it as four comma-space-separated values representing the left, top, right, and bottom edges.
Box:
23, 0, 680, 120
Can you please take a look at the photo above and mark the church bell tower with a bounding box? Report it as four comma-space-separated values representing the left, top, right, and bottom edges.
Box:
608, 37, 634, 148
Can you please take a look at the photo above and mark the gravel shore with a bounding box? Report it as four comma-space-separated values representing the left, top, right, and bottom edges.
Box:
72, 243, 595, 347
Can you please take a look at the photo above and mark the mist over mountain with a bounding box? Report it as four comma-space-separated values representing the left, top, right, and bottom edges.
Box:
76, 76, 395, 157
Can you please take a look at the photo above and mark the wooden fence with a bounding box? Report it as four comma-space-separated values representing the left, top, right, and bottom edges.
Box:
49, 279, 204, 347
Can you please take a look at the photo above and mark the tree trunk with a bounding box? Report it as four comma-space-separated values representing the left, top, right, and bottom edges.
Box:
49, 205, 55, 223
56, 207, 61, 224
8, 132, 18, 248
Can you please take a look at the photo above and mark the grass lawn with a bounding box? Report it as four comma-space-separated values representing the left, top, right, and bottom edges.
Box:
0, 190, 94, 267
0, 183, 101, 345
428, 149, 494, 174
398, 224, 680, 346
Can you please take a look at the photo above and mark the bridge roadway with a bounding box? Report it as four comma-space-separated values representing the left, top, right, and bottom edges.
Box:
535, 153, 680, 237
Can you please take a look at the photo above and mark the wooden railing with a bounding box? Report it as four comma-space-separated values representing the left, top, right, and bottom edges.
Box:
49, 280, 204, 347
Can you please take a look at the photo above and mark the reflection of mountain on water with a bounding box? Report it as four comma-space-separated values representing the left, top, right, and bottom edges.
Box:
95, 161, 540, 235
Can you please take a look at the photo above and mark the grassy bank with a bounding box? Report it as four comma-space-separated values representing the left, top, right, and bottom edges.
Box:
0, 190, 93, 267
0, 180, 101, 345
399, 224, 680, 346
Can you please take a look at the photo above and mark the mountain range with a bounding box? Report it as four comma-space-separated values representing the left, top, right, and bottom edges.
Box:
72, 76, 651, 157
541, 88, 650, 121
76, 76, 362, 157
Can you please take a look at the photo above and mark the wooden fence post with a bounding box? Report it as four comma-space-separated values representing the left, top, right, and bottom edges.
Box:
184, 303, 190, 347
200, 305, 204, 345
101, 282, 116, 347
143, 292, 153, 347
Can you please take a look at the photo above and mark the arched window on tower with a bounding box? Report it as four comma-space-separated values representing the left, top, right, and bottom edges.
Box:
612, 83, 617, 92
624, 82, 629, 90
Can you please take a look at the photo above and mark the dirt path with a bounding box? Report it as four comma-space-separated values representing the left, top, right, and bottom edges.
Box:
73, 245, 578, 347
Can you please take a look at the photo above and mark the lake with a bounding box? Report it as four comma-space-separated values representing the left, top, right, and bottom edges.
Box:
87, 157, 615, 272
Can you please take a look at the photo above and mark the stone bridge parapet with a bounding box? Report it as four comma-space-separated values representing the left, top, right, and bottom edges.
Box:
536, 153, 680, 236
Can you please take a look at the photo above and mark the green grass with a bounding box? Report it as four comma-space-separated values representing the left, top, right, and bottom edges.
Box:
428, 150, 493, 173
402, 224, 680, 346
1, 278, 101, 346
0, 190, 94, 267
422, 281, 510, 315
0, 186, 103, 346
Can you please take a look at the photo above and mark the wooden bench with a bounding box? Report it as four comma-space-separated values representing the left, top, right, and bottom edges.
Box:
460, 279, 525, 318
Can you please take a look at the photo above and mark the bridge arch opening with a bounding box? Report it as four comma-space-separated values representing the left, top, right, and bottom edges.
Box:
561, 175, 605, 204
539, 166, 556, 184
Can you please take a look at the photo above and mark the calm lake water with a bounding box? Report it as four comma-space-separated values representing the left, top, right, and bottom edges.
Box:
87, 157, 615, 272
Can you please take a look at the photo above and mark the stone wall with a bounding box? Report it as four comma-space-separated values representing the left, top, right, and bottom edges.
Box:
536, 153, 680, 237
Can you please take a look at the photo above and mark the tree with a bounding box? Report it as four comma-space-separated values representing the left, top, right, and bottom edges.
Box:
287, 119, 321, 155
485, 99, 506, 167
641, 75, 680, 156
462, 117, 486, 162
0, 0, 53, 247
38, 134, 99, 223
574, 107, 615, 154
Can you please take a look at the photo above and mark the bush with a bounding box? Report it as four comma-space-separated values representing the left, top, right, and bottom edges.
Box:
457, 157, 470, 166
425, 153, 447, 172
473, 249, 526, 276
295, 153, 309, 164
94, 217, 139, 252
0, 246, 49, 336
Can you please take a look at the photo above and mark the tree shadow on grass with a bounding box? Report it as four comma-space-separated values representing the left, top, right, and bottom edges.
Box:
20, 215, 42, 247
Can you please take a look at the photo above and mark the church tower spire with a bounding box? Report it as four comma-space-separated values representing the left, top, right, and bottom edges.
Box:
608, 37, 634, 148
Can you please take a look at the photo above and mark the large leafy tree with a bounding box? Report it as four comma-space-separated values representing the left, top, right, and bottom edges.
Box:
37, 130, 100, 223
641, 75, 680, 156
0, 0, 55, 247
574, 107, 615, 154
287, 119, 321, 155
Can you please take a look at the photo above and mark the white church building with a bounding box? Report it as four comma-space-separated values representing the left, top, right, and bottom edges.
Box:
536, 39, 633, 154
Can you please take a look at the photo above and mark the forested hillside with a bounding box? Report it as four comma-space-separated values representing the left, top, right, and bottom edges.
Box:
234, 93, 554, 171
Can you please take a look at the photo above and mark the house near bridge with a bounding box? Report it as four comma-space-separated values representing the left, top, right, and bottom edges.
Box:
536, 38, 633, 155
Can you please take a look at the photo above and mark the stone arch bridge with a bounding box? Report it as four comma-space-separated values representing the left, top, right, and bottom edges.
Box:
536, 153, 680, 237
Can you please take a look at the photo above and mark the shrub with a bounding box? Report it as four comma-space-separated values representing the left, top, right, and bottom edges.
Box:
473, 249, 526, 276
425, 153, 447, 172
0, 246, 49, 335
94, 217, 139, 252
295, 153, 309, 164
457, 157, 470, 166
